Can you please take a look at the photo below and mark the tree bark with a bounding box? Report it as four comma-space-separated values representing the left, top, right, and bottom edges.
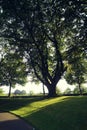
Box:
8, 82, 12, 97
78, 83, 82, 95
42, 83, 45, 95
47, 85, 57, 97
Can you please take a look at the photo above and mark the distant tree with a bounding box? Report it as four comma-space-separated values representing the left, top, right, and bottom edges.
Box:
14, 89, 26, 95
29, 91, 34, 96
42, 83, 45, 96
21, 90, 26, 95
82, 87, 87, 94
73, 87, 81, 94
63, 88, 72, 95
73, 86, 87, 95
0, 88, 4, 95
0, 51, 27, 97
14, 89, 21, 95
65, 58, 87, 94
56, 87, 62, 95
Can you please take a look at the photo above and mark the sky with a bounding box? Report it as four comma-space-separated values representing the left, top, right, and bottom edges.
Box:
1, 78, 75, 94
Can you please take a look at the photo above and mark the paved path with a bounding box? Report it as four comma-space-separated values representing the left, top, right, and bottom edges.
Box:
0, 112, 35, 130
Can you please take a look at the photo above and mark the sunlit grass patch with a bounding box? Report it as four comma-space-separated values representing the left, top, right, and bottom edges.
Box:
12, 96, 67, 117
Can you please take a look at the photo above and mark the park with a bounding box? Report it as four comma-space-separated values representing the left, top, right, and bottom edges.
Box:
0, 0, 87, 130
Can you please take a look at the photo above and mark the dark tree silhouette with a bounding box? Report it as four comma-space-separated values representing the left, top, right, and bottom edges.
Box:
0, 0, 86, 97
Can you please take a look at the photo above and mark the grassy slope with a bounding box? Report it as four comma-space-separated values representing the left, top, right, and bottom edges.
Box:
0, 96, 87, 130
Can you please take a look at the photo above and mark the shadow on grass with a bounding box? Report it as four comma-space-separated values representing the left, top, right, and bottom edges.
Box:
0, 96, 45, 112
24, 96, 87, 130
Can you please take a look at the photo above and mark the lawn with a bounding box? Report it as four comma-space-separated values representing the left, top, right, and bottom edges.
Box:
0, 96, 87, 130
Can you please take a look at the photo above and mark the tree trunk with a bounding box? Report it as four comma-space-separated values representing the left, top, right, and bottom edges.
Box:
42, 83, 45, 95
47, 85, 57, 97
8, 82, 12, 97
78, 83, 82, 95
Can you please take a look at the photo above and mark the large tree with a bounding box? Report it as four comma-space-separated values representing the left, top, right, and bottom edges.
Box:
0, 0, 86, 97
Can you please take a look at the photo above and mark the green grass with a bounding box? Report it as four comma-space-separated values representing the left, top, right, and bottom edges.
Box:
0, 96, 87, 130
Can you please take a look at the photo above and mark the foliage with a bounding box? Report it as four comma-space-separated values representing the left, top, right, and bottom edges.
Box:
63, 0, 87, 94
0, 0, 86, 97
29, 91, 34, 96
0, 88, 4, 95
73, 86, 87, 94
56, 87, 62, 95
63, 88, 72, 95
14, 89, 26, 95
64, 56, 87, 94
0, 49, 27, 97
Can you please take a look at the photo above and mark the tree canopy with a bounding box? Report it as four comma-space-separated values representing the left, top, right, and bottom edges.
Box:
0, 0, 87, 97
0, 44, 27, 97
64, 57, 87, 95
